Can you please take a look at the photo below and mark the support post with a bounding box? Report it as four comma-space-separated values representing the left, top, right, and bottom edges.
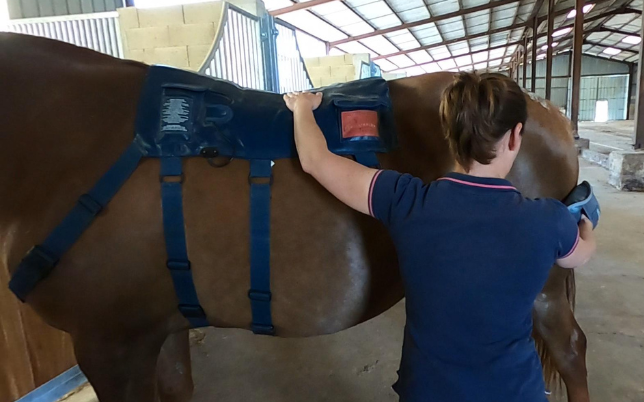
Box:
545, 0, 555, 100
627, 63, 635, 120
531, 18, 537, 92
635, 14, 644, 149
570, 0, 583, 138
522, 37, 528, 88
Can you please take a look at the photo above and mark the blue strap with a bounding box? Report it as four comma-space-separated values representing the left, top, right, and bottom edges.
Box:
9, 143, 144, 302
354, 152, 380, 168
160, 157, 209, 328
248, 159, 275, 335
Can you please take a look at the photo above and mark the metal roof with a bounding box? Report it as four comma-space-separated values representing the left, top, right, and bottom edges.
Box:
264, 0, 642, 75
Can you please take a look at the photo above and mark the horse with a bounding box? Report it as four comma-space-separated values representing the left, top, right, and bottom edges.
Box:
0, 32, 588, 402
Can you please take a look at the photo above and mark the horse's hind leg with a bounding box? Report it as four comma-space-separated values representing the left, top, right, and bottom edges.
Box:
533, 267, 589, 402
157, 330, 194, 402
73, 331, 168, 402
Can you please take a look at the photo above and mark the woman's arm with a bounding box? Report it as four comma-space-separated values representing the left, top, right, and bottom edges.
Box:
284, 92, 378, 215
556, 217, 597, 268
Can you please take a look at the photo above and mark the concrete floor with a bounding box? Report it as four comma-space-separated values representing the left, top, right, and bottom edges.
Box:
60, 160, 644, 402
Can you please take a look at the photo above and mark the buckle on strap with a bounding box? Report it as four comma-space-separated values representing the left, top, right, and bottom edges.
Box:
78, 194, 103, 216
23, 245, 59, 271
178, 304, 206, 318
167, 259, 191, 271
251, 323, 275, 335
248, 289, 272, 302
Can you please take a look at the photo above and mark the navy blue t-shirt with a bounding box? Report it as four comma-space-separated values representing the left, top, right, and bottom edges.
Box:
369, 171, 579, 402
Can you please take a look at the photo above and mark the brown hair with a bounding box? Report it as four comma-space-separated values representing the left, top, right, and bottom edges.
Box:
439, 72, 527, 171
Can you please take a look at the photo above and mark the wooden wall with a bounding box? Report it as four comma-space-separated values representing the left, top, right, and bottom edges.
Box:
0, 265, 76, 402
7, 0, 125, 19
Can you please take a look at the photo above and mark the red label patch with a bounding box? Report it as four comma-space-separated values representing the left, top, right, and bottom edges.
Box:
341, 110, 379, 139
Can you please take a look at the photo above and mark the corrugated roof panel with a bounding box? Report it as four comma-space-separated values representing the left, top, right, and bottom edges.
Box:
489, 47, 505, 58
428, 0, 460, 16
354, 1, 394, 19
472, 50, 488, 62
371, 13, 403, 29
506, 44, 517, 54
465, 10, 491, 34
428, 45, 451, 59
438, 59, 458, 69
408, 66, 428, 76
422, 62, 442, 73
323, 9, 366, 26
279, 11, 348, 42
408, 50, 434, 63
489, 59, 502, 66
388, 0, 426, 12
397, 6, 431, 23
490, 33, 510, 47
360, 35, 401, 54
264, 0, 292, 11
606, 14, 638, 26
341, 21, 376, 35
388, 54, 416, 67
345, 0, 381, 8
503, 57, 512, 63
337, 41, 379, 56
387, 31, 421, 49
468, 36, 490, 51
436, 17, 466, 40
448, 42, 470, 56
474, 62, 488, 70
310, 1, 350, 15
455, 54, 473, 66
373, 58, 398, 71
462, 0, 491, 8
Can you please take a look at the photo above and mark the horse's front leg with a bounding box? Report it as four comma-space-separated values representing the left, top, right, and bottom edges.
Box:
73, 329, 169, 402
157, 330, 194, 402
533, 266, 590, 402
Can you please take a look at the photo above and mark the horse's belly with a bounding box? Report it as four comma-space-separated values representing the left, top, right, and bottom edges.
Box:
23, 157, 402, 337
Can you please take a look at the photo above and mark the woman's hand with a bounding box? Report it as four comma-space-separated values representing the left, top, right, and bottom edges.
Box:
283, 92, 323, 112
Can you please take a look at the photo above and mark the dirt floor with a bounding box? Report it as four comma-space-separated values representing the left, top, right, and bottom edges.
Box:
60, 160, 644, 402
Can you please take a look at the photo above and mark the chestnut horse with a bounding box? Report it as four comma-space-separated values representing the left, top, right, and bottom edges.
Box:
0, 33, 588, 402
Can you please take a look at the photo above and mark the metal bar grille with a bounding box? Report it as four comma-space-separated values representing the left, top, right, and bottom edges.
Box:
275, 21, 313, 93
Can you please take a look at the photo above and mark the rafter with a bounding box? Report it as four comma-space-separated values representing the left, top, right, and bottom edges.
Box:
270, 0, 340, 16
372, 22, 528, 60
330, 0, 520, 46
596, 26, 640, 36
382, 40, 522, 72
584, 39, 639, 54
389, 54, 513, 74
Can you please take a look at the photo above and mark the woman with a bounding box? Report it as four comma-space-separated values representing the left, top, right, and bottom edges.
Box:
283, 72, 596, 402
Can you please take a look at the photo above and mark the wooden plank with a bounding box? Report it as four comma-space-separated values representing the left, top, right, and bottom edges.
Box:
0, 265, 35, 401
20, 308, 76, 388
79, 0, 93, 13
67, 0, 82, 14
570, 0, 583, 137
92, 0, 105, 12
38, 0, 55, 16
20, 0, 40, 18
52, 0, 69, 15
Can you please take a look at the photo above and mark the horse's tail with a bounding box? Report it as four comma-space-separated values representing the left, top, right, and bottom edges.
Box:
534, 269, 576, 392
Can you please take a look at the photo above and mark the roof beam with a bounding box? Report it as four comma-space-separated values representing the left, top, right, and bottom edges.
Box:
384, 41, 522, 72
373, 22, 527, 60
329, 0, 520, 46
390, 55, 511, 75
584, 39, 639, 54
270, 0, 340, 16
596, 26, 640, 36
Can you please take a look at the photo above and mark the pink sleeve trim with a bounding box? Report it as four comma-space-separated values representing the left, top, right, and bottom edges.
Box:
368, 170, 383, 217
561, 228, 581, 259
